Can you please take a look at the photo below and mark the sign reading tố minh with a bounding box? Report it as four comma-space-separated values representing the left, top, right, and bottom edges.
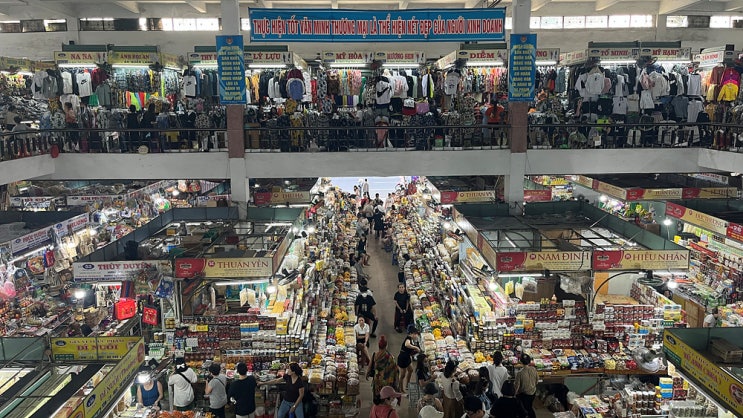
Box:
249, 8, 505, 42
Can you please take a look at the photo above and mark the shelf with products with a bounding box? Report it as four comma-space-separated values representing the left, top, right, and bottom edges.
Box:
679, 235, 743, 307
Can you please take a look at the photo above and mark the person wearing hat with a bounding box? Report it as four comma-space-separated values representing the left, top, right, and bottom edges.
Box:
168, 357, 197, 411
370, 386, 402, 418
369, 335, 399, 396
397, 325, 421, 394
462, 396, 494, 418
417, 382, 444, 414
136, 371, 163, 410
514, 354, 537, 418
420, 405, 444, 418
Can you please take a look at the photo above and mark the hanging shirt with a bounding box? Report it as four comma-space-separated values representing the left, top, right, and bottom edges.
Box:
61, 72, 73, 94
376, 77, 392, 105
687, 100, 704, 123
686, 74, 702, 96
612, 96, 627, 115
183, 75, 197, 97
77, 72, 92, 97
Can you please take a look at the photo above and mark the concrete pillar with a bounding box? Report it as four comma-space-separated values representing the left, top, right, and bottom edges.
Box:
230, 159, 248, 219
505, 0, 531, 210
221, 0, 246, 159
505, 153, 526, 215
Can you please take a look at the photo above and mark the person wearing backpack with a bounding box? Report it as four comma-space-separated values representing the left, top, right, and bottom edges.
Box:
168, 357, 197, 411
205, 363, 228, 418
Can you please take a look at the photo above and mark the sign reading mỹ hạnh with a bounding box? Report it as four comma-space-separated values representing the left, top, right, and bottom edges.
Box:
216, 35, 247, 105
592, 250, 690, 270
72, 261, 159, 282
244, 51, 293, 65
249, 8, 505, 42
496, 251, 592, 272
175, 258, 273, 278
508, 34, 537, 102
638, 47, 692, 61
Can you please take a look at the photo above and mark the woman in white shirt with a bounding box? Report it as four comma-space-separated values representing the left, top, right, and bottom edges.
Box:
168, 358, 198, 411
354, 316, 371, 367
436, 360, 463, 418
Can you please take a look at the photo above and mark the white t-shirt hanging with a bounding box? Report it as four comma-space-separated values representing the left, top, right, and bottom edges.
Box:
627, 94, 640, 113
61, 72, 73, 94
687, 74, 702, 96
612, 96, 627, 115
444, 71, 461, 96
77, 72, 92, 97
376, 78, 392, 105
585, 72, 605, 95
183, 75, 197, 97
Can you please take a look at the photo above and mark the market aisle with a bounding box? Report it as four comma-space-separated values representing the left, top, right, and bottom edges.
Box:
357, 235, 416, 418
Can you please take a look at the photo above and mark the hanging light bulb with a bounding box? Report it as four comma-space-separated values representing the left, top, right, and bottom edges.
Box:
488, 279, 498, 291
666, 279, 679, 289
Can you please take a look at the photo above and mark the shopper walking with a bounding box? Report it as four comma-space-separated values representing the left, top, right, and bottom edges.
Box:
514, 354, 538, 418
368, 335, 399, 396
350, 254, 370, 281
417, 383, 444, 414
408, 353, 432, 409
168, 357, 197, 411
370, 386, 402, 418
354, 280, 378, 337
373, 208, 385, 239
355, 316, 371, 367
437, 360, 463, 418
228, 362, 258, 418
397, 325, 421, 393
393, 283, 412, 333
136, 373, 163, 410
205, 363, 228, 418
358, 234, 370, 266
486, 351, 510, 398
491, 382, 527, 418
260, 362, 305, 418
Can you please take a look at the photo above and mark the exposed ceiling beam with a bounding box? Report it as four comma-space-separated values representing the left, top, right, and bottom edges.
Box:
531, 0, 550, 11
399, 0, 409, 9
595, 0, 621, 11
658, 0, 705, 15
187, 1, 208, 13
18, 0, 74, 18
724, 0, 743, 11
116, 1, 140, 13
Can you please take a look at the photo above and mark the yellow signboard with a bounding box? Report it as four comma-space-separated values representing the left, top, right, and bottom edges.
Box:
175, 257, 274, 278
663, 331, 743, 417
665, 202, 728, 236
572, 175, 594, 189
160, 52, 182, 69
83, 339, 145, 418
595, 181, 627, 200
109, 51, 158, 65
54, 51, 107, 65
50, 336, 142, 361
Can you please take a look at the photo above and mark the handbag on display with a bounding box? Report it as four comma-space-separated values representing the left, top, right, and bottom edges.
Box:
115, 298, 137, 320
142, 305, 158, 325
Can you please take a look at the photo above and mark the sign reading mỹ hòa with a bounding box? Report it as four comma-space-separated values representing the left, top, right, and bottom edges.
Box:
592, 250, 690, 270
321, 51, 373, 64
496, 251, 591, 272
175, 257, 273, 278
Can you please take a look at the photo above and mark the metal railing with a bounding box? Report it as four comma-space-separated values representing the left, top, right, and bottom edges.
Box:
2, 121, 743, 160
243, 124, 511, 152
0, 127, 227, 161
526, 121, 743, 150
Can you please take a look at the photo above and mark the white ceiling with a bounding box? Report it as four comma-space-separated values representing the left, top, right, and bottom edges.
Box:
1, 0, 741, 19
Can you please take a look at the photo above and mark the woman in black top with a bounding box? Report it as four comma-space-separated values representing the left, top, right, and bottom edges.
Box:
125, 104, 139, 152
373, 209, 385, 239
393, 283, 411, 333
397, 325, 420, 394
259, 362, 306, 418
